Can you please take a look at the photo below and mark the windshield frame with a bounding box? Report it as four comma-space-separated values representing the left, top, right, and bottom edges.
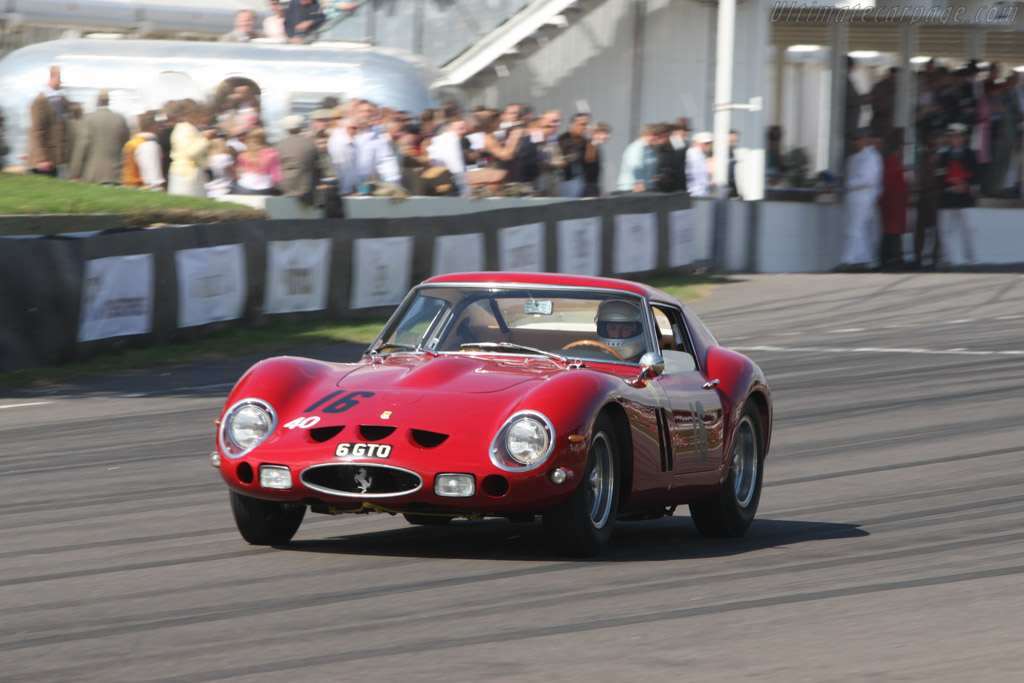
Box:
369, 282, 659, 366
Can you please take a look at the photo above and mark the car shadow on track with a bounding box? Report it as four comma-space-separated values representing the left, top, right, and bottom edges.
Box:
277, 516, 868, 562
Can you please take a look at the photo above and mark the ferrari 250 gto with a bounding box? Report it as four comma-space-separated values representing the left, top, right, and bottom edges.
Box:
212, 272, 772, 556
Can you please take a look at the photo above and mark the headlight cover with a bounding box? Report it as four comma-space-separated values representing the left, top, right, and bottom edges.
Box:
490, 411, 555, 471
220, 398, 277, 457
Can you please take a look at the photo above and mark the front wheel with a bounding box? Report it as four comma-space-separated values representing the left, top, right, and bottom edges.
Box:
688, 402, 764, 538
543, 414, 619, 557
230, 491, 306, 545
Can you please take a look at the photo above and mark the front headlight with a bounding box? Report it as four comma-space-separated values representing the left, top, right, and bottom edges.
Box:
221, 398, 277, 457
491, 411, 555, 471
506, 417, 550, 465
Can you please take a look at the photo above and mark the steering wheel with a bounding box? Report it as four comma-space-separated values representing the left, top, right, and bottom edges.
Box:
561, 339, 624, 361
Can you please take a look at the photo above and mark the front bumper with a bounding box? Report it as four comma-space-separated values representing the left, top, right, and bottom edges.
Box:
216, 445, 587, 515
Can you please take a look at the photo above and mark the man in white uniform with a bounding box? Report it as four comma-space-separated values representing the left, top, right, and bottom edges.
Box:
685, 132, 713, 197
838, 128, 883, 270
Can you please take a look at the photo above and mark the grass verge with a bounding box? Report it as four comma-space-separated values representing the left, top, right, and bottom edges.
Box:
0, 173, 264, 226
0, 273, 729, 391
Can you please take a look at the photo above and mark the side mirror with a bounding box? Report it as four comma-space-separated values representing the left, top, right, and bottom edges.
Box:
634, 352, 665, 384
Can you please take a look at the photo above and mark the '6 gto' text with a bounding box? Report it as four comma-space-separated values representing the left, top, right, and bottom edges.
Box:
335, 443, 391, 458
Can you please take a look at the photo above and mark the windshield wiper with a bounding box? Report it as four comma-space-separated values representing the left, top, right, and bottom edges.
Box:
460, 342, 566, 362
365, 342, 437, 357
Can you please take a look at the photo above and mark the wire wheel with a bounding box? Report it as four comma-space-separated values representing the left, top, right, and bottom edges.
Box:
688, 402, 764, 538
543, 414, 619, 556
587, 432, 615, 529
731, 415, 758, 509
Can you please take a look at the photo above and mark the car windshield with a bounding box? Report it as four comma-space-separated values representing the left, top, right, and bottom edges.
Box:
371, 285, 653, 364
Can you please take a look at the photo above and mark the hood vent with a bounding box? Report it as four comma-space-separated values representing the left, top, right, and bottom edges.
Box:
360, 425, 396, 441
411, 429, 449, 448
309, 425, 345, 443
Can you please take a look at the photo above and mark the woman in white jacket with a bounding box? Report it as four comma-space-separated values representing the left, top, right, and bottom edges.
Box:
168, 100, 215, 197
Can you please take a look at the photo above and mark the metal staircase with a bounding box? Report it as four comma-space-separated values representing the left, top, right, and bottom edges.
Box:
311, 0, 606, 88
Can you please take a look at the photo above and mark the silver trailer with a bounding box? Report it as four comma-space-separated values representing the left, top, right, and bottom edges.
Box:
1, 0, 240, 37
0, 38, 435, 167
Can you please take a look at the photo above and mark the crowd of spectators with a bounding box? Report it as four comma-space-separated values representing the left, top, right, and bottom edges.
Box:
911, 59, 1024, 198
218, 1, 360, 45
1, 56, 753, 212
835, 57, 1024, 272
13, 64, 639, 208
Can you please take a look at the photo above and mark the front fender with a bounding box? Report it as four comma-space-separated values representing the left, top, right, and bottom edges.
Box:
222, 356, 352, 422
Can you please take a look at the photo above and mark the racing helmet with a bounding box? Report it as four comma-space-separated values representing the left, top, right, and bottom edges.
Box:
595, 299, 647, 361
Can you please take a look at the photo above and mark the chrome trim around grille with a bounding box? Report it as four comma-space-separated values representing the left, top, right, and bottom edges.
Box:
300, 463, 423, 498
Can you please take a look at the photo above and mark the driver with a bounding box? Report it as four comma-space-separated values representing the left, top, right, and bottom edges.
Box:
595, 299, 648, 362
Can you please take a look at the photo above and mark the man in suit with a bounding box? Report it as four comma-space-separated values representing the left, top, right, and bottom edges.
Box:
275, 114, 319, 203
27, 65, 69, 177
70, 90, 131, 185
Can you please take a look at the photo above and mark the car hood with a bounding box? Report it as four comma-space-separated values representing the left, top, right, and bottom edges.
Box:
334, 354, 560, 395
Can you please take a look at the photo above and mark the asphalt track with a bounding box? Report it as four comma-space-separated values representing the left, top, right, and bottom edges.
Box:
2, 272, 1022, 682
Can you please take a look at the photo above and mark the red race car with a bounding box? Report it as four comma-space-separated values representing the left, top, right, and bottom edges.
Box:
213, 272, 772, 556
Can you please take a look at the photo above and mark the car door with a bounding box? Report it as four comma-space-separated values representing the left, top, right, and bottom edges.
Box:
650, 304, 724, 475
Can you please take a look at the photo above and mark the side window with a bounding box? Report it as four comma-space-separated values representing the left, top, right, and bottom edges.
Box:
652, 305, 697, 373
652, 308, 675, 348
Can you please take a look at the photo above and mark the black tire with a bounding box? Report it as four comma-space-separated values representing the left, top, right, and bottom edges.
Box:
543, 413, 619, 557
689, 402, 764, 538
403, 513, 453, 526
229, 490, 306, 545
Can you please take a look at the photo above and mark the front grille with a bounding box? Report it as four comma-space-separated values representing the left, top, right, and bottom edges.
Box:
301, 464, 422, 498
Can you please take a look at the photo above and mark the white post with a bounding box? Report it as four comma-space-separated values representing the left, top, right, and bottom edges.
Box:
712, 0, 735, 197
709, 0, 736, 271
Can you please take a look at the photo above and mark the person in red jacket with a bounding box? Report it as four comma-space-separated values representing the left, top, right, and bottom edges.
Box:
879, 127, 910, 269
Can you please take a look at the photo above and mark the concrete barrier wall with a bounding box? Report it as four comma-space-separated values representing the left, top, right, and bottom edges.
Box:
4, 191, 1022, 372
1, 193, 695, 372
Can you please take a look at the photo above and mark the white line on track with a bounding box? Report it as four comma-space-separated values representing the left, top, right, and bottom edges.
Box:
733, 345, 1024, 357
0, 401, 54, 410
107, 382, 236, 399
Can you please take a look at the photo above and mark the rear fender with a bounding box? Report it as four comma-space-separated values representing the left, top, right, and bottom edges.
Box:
705, 346, 772, 461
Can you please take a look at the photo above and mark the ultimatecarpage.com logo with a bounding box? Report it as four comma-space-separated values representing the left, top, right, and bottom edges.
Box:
770, 2, 1019, 26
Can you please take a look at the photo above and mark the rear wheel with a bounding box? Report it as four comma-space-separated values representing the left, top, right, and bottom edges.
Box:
229, 491, 306, 545
689, 403, 764, 537
543, 414, 619, 557
403, 513, 452, 526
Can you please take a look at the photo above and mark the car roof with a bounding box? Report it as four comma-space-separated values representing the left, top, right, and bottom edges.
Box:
422, 271, 682, 306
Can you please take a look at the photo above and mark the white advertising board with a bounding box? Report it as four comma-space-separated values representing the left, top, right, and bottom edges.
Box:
557, 216, 602, 275
613, 212, 657, 274
668, 208, 696, 267
264, 238, 332, 314
498, 222, 544, 272
351, 236, 414, 309
77, 254, 155, 342
175, 244, 247, 328
432, 233, 485, 276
